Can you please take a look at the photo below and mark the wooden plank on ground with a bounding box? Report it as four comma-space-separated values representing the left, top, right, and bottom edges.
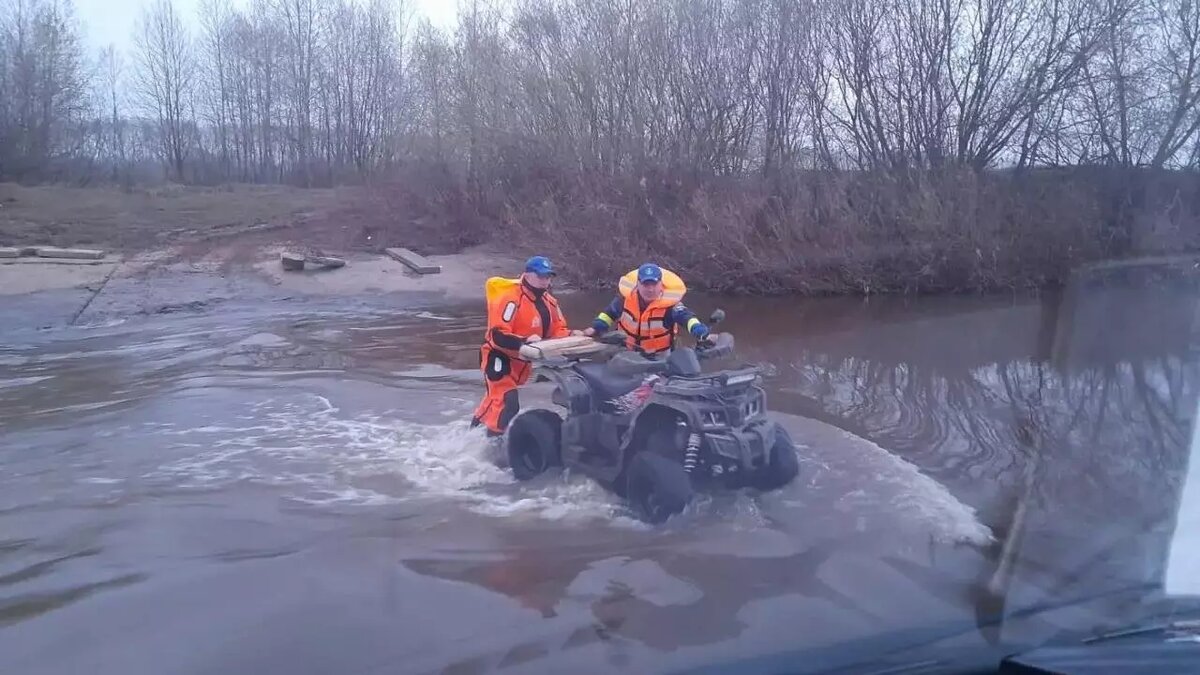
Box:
385, 247, 441, 274
35, 247, 106, 260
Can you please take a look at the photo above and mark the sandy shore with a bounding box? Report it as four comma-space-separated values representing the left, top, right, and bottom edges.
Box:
1, 244, 519, 297
250, 245, 519, 301
0, 243, 522, 329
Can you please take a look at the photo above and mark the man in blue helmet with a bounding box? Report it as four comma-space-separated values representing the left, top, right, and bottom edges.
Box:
472, 255, 572, 435
582, 262, 709, 356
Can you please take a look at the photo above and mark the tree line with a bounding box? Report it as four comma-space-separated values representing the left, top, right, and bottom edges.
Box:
2, 0, 1200, 185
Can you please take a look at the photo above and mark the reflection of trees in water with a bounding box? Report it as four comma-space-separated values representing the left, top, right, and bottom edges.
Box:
788, 353, 1197, 521
787, 349, 1198, 607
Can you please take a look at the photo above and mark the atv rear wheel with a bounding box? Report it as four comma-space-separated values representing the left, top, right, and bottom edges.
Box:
752, 425, 800, 491
626, 452, 693, 524
506, 411, 562, 480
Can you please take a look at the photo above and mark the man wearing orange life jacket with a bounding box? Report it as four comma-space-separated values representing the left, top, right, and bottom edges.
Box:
583, 263, 709, 355
471, 256, 573, 436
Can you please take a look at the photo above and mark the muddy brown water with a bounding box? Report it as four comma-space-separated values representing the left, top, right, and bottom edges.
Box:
1, 275, 1197, 674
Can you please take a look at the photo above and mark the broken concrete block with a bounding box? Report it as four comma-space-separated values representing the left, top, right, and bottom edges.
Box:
386, 247, 441, 274
35, 247, 105, 260
281, 252, 306, 271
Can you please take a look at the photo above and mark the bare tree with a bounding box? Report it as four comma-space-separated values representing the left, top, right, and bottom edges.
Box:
0, 0, 91, 180
408, 19, 454, 164
95, 44, 128, 178
197, 0, 234, 179
277, 0, 319, 185
1148, 0, 1200, 167
135, 0, 194, 180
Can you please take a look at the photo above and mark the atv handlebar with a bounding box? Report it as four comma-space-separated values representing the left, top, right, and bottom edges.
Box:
695, 332, 735, 360
590, 330, 734, 360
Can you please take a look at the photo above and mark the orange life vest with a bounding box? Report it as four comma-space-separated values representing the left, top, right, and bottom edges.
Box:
483, 277, 566, 359
615, 267, 687, 355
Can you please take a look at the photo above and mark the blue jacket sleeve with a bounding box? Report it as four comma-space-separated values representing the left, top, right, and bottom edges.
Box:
591, 296, 624, 333
667, 303, 708, 337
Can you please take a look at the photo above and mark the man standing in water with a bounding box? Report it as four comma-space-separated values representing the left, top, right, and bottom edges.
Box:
472, 256, 572, 436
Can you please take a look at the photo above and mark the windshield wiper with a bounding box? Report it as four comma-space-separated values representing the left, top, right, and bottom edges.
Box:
1083, 618, 1200, 645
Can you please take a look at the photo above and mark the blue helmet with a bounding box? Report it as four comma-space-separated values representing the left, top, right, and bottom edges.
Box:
637, 263, 663, 283
524, 255, 556, 277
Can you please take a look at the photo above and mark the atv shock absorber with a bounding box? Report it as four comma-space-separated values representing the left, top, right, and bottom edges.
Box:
683, 431, 701, 474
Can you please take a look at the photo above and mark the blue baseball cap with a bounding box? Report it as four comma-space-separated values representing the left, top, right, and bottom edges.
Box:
524, 255, 556, 277
637, 263, 663, 283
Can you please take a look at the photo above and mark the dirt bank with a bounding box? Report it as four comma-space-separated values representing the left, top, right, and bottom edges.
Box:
0, 241, 520, 330
0, 183, 522, 323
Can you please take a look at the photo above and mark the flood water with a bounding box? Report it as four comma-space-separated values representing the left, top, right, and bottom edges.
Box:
1, 270, 1198, 674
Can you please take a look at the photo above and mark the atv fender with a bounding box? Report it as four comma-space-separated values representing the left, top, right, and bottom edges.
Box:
622, 403, 690, 458
515, 365, 586, 415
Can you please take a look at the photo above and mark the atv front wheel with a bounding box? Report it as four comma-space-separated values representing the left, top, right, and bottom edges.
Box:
626, 452, 693, 524
506, 411, 562, 480
752, 425, 800, 491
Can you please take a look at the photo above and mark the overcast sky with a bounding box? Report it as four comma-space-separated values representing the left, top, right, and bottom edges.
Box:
73, 0, 458, 53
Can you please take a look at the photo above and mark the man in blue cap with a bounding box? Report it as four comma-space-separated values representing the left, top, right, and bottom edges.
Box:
583, 262, 708, 356
472, 255, 573, 435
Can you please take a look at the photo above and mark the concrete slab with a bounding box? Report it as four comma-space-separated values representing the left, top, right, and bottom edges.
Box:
34, 247, 106, 260
1, 256, 116, 266
386, 247, 442, 274
0, 248, 18, 258
0, 260, 118, 295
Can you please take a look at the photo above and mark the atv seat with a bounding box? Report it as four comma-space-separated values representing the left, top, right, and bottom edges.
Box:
573, 363, 646, 403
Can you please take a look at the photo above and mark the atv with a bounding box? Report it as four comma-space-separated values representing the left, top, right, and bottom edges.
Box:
504, 312, 800, 523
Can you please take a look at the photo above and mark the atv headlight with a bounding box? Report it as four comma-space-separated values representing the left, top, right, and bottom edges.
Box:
702, 410, 728, 429
742, 395, 763, 420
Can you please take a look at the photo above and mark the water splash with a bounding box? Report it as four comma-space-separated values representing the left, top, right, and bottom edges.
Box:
143, 394, 634, 525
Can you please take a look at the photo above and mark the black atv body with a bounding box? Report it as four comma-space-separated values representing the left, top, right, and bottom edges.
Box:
505, 332, 800, 523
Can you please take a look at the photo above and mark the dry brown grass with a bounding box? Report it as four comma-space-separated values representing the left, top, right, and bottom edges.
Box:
0, 178, 479, 262
0, 183, 344, 252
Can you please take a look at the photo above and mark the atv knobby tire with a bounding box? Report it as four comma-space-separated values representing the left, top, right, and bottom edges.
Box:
752, 424, 800, 491
506, 411, 562, 480
626, 452, 693, 524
